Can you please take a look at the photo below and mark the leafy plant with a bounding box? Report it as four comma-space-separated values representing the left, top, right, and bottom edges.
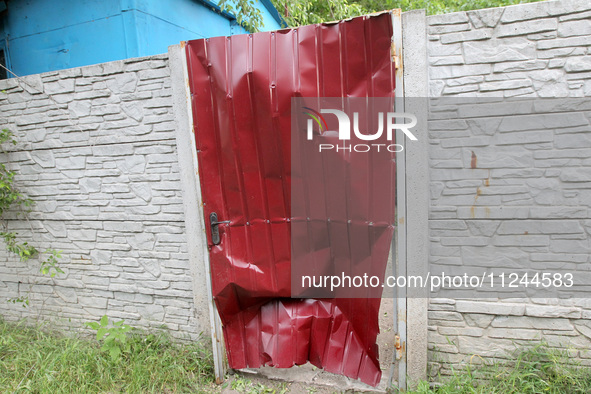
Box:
0, 127, 64, 306
353, 0, 546, 16
0, 128, 15, 145
40, 249, 63, 278
0, 130, 31, 216
85, 315, 132, 361
273, 0, 366, 26
0, 232, 37, 261
7, 296, 29, 308
218, 0, 265, 32
224, 0, 548, 31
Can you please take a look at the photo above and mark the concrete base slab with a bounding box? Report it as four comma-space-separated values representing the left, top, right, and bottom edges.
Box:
236, 364, 391, 393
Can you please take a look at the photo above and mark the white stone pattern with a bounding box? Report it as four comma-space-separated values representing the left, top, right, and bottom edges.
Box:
428, 0, 591, 378
0, 55, 203, 341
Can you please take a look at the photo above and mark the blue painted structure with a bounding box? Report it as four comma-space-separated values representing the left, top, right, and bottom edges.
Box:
0, 0, 283, 77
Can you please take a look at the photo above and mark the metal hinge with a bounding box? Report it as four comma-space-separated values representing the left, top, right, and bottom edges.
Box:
391, 42, 401, 70
395, 334, 404, 360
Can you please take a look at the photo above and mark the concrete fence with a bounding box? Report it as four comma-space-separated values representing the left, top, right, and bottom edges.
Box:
0, 54, 206, 340
0, 0, 589, 383
426, 0, 591, 377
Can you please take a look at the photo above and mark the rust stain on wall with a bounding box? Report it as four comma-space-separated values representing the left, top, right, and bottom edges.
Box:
470, 151, 477, 169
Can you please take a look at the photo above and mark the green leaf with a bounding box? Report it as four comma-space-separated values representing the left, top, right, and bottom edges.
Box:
96, 327, 108, 340
85, 322, 100, 330
100, 315, 109, 327
109, 346, 121, 360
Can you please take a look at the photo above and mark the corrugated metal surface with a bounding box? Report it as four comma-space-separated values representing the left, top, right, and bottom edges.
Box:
290, 96, 397, 300
185, 12, 396, 387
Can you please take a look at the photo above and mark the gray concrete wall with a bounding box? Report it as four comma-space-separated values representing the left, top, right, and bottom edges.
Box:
0, 54, 206, 340
427, 0, 591, 378
402, 9, 430, 386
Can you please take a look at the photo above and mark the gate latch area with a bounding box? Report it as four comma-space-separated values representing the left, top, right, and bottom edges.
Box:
210, 212, 230, 245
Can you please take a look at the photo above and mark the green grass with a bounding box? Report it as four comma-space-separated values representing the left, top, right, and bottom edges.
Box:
3, 319, 591, 393
0, 318, 214, 393
410, 343, 591, 394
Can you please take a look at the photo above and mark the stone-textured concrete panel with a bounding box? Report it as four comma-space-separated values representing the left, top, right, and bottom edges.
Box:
427, 0, 591, 378
0, 54, 202, 341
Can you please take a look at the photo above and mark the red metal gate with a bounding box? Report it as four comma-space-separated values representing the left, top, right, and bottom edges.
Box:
185, 13, 397, 386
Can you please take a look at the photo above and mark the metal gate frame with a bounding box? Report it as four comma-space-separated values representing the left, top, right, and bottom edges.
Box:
170, 41, 227, 384
169, 9, 428, 391
391, 10, 408, 389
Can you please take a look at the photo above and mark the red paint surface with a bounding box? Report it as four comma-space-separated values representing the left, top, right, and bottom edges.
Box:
185, 13, 396, 387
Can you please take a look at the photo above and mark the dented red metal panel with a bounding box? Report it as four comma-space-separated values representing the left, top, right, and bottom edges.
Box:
185, 13, 395, 387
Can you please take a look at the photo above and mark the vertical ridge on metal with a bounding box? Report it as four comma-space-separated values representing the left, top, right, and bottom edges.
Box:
185, 12, 396, 387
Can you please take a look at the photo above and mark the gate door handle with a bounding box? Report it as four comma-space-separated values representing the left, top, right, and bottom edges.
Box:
210, 212, 230, 245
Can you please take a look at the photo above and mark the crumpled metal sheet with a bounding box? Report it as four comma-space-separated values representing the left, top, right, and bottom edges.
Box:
185, 12, 395, 387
